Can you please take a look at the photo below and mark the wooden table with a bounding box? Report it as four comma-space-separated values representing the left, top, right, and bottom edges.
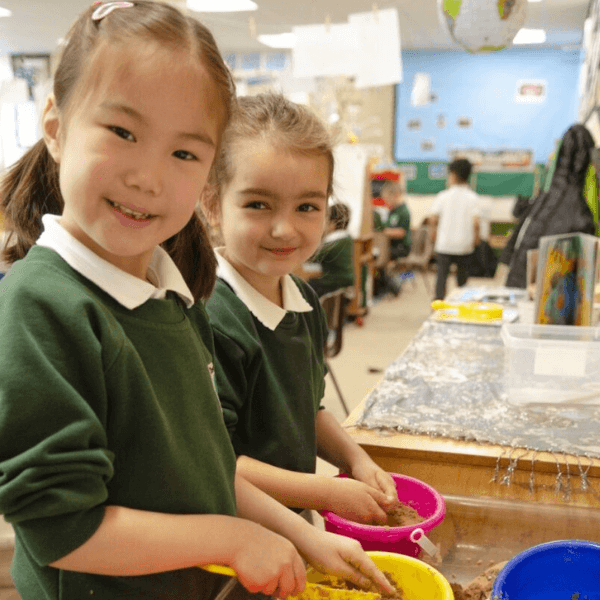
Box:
343, 311, 600, 585
345, 405, 600, 509
344, 283, 600, 509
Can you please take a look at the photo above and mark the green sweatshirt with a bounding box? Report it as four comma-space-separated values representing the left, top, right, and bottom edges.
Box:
206, 276, 327, 476
386, 204, 411, 253
309, 235, 355, 296
0, 247, 236, 600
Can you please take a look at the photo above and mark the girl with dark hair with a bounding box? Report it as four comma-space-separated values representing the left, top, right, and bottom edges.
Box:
0, 4, 392, 600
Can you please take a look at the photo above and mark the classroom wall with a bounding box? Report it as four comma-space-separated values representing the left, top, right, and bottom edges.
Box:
394, 48, 581, 165
405, 194, 515, 230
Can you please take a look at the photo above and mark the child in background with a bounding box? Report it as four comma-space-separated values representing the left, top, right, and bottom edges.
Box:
204, 93, 399, 526
0, 4, 394, 600
381, 180, 411, 260
430, 158, 480, 300
308, 202, 355, 298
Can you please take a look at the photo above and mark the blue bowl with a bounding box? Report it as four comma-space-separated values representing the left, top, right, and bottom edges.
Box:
492, 540, 600, 600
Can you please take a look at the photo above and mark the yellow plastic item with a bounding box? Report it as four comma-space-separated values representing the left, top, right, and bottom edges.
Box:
294, 551, 453, 600
200, 564, 237, 577
199, 564, 379, 600
431, 299, 503, 323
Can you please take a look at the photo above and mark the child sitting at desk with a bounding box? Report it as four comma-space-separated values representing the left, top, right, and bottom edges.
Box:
381, 180, 411, 260
203, 93, 399, 527
308, 202, 355, 298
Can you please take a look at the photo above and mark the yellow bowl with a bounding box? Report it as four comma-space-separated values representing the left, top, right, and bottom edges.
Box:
300, 551, 453, 600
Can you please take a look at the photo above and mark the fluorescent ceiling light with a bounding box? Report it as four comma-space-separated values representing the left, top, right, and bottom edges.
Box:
0, 6, 12, 17
513, 28, 547, 44
527, 0, 543, 3
186, 0, 257, 12
258, 32, 296, 48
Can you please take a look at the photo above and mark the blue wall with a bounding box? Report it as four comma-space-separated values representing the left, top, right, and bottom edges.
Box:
394, 48, 581, 164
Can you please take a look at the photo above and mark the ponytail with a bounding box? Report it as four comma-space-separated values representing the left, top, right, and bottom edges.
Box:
1, 139, 62, 264
162, 210, 216, 301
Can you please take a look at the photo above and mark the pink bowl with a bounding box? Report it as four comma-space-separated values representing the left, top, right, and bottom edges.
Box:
322, 472, 446, 557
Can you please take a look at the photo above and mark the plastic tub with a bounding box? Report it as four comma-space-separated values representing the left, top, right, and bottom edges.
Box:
501, 323, 600, 406
321, 473, 446, 557
492, 540, 600, 600
303, 550, 453, 600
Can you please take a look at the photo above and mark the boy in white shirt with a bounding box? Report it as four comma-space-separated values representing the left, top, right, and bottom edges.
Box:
430, 158, 480, 300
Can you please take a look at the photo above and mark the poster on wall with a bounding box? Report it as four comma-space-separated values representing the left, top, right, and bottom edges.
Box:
448, 148, 534, 171
428, 164, 447, 179
515, 79, 547, 104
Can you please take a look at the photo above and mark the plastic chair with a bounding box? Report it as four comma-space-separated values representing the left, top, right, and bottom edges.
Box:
389, 224, 434, 293
371, 231, 391, 270
320, 287, 354, 417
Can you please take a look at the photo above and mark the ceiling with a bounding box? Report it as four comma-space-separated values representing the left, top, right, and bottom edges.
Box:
0, 0, 590, 59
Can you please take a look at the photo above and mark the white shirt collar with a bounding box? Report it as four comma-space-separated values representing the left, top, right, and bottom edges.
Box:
36, 214, 195, 309
214, 248, 312, 331
323, 229, 350, 244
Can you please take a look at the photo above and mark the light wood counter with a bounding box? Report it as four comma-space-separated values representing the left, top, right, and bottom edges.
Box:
344, 395, 600, 509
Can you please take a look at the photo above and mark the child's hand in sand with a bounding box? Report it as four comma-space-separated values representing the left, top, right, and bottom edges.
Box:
298, 529, 395, 596
349, 460, 399, 514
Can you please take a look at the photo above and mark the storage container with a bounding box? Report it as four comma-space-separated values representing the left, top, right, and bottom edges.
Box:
501, 323, 600, 406
321, 473, 445, 557
301, 551, 453, 600
492, 540, 600, 600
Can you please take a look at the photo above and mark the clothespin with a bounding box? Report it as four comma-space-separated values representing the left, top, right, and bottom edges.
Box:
372, 3, 379, 23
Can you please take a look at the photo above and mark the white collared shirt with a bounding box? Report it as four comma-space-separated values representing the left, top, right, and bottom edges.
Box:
322, 229, 351, 244
214, 247, 312, 331
36, 214, 194, 309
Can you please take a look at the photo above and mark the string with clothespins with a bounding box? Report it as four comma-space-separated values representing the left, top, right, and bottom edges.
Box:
563, 452, 572, 501
528, 451, 538, 494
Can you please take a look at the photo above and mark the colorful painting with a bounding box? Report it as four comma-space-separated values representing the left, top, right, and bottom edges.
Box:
534, 233, 599, 326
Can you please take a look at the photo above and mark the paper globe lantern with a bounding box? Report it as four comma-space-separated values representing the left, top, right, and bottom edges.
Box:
438, 0, 528, 53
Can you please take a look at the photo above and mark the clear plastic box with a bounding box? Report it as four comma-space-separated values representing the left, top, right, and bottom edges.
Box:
501, 323, 600, 406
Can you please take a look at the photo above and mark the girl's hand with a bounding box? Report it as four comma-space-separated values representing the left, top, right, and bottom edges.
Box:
326, 477, 394, 525
298, 528, 396, 596
349, 459, 399, 513
231, 523, 306, 599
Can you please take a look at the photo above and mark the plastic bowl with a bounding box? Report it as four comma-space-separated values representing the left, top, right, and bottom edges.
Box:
321, 473, 446, 557
301, 550, 453, 600
492, 539, 600, 599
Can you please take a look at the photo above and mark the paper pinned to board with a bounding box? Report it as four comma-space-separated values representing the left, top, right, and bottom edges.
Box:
292, 8, 402, 86
349, 8, 402, 89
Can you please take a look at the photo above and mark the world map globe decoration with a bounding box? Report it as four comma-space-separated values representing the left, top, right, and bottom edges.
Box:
437, 0, 528, 54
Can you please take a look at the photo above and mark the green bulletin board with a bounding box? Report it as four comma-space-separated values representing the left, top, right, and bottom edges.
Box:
398, 161, 544, 197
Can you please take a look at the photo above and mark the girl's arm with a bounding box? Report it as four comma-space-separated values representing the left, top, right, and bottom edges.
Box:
49, 505, 305, 598
236, 454, 392, 524
235, 475, 395, 596
315, 409, 398, 508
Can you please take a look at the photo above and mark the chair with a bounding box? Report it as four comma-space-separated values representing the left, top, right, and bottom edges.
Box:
371, 231, 391, 270
389, 224, 434, 293
319, 286, 354, 417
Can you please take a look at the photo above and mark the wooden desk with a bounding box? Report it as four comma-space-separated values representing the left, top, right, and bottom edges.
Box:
343, 308, 600, 509
342, 295, 600, 586
347, 236, 374, 320
345, 404, 600, 508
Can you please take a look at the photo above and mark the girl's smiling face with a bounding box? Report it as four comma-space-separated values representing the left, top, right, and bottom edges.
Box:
217, 137, 330, 302
43, 44, 223, 279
